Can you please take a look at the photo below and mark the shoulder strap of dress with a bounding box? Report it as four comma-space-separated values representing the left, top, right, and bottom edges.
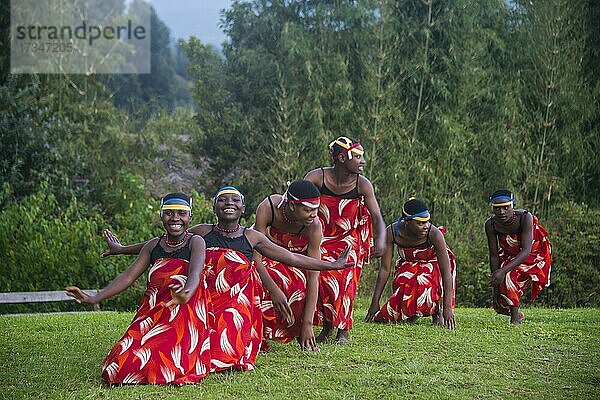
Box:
490, 217, 497, 235
519, 210, 529, 233
425, 223, 433, 244
393, 221, 399, 242
267, 195, 275, 226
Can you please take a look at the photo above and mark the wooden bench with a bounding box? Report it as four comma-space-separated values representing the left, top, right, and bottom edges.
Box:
0, 290, 101, 312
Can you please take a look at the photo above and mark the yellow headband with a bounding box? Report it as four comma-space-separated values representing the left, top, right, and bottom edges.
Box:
491, 201, 513, 207
161, 204, 191, 211
216, 189, 242, 197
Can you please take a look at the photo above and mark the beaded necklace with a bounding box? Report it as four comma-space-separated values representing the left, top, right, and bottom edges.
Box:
164, 231, 190, 248
215, 223, 241, 234
281, 203, 297, 225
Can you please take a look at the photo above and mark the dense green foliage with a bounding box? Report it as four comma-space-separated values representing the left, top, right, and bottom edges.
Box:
1, 1, 598, 310
1, 307, 598, 398
0, 179, 214, 313
183, 0, 600, 307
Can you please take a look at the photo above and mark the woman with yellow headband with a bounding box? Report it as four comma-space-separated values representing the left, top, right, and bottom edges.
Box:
304, 136, 387, 343
100, 186, 352, 373
365, 198, 456, 328
485, 189, 552, 324
67, 193, 212, 384
253, 180, 323, 352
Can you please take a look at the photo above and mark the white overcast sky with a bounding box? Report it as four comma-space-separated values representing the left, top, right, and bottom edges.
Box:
148, 1, 236, 47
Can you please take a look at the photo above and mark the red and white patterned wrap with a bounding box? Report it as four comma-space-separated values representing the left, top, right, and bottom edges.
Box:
203, 247, 263, 372
494, 215, 552, 311
260, 226, 311, 342
101, 257, 212, 385
374, 226, 456, 322
315, 194, 373, 330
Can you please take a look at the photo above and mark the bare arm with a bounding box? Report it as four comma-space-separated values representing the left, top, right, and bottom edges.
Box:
248, 229, 352, 271
101, 223, 212, 257
359, 177, 386, 258
430, 226, 455, 329
484, 219, 501, 273
68, 238, 157, 303
365, 225, 394, 322
490, 213, 534, 287
164, 235, 206, 307
299, 221, 322, 351
100, 229, 147, 257
252, 199, 294, 325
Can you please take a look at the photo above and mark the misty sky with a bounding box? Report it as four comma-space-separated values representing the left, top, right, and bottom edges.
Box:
149, 0, 235, 47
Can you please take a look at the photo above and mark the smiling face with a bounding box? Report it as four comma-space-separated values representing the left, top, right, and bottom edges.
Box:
161, 203, 192, 238
213, 192, 245, 223
289, 202, 319, 226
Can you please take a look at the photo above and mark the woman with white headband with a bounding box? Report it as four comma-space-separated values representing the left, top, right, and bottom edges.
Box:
253, 180, 323, 352
485, 189, 552, 324
365, 197, 456, 329
304, 136, 386, 344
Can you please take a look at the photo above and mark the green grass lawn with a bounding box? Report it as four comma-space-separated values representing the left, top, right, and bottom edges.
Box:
1, 304, 598, 400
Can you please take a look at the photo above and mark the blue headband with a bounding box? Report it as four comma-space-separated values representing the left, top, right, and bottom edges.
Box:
490, 195, 514, 203
213, 186, 245, 205
162, 197, 191, 207
395, 210, 430, 236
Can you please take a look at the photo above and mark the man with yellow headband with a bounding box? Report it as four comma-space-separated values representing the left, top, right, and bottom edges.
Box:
485, 189, 552, 324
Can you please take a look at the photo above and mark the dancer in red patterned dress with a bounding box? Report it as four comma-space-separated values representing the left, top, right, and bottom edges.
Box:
67, 193, 212, 385
253, 180, 322, 351
305, 137, 386, 343
365, 198, 456, 329
485, 189, 552, 324
101, 186, 352, 372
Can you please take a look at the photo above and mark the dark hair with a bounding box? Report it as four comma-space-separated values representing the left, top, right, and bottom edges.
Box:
162, 192, 191, 205
328, 136, 360, 158
489, 189, 514, 203
287, 180, 320, 200
402, 198, 429, 217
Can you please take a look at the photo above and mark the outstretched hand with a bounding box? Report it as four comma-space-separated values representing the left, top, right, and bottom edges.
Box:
65, 286, 97, 304
299, 323, 319, 352
443, 308, 456, 329
101, 229, 124, 257
332, 246, 354, 270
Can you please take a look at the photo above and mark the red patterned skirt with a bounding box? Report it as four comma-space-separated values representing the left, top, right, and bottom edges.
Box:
495, 216, 552, 311
315, 194, 373, 330
101, 257, 212, 385
204, 247, 263, 372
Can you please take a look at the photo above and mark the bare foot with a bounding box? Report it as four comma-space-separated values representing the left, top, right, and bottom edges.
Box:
335, 329, 349, 345
510, 311, 524, 325
316, 323, 334, 344
405, 315, 420, 324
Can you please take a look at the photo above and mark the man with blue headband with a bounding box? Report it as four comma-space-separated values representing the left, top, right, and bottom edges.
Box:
485, 189, 552, 324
